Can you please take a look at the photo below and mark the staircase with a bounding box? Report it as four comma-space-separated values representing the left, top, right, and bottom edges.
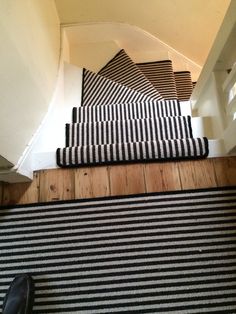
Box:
56, 49, 208, 168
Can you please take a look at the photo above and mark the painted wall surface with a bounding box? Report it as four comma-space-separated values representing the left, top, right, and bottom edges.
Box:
55, 0, 230, 67
195, 73, 225, 139
65, 23, 202, 81
0, 0, 60, 166
69, 41, 120, 72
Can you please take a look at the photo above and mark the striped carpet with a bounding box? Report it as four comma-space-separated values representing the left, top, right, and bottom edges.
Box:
0, 186, 236, 313
65, 116, 193, 146
72, 100, 181, 122
137, 60, 178, 100
57, 138, 208, 167
174, 71, 193, 101
98, 50, 163, 101
81, 68, 159, 107
56, 50, 207, 167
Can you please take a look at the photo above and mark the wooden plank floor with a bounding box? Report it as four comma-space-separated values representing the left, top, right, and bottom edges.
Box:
0, 157, 236, 206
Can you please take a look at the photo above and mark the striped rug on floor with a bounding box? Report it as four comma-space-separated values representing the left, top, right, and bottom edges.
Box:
1, 186, 236, 313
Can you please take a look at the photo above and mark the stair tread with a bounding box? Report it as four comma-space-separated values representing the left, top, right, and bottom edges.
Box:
98, 49, 163, 101
137, 60, 178, 100
82, 68, 162, 107
56, 51, 206, 168
73, 99, 181, 122
56, 137, 209, 167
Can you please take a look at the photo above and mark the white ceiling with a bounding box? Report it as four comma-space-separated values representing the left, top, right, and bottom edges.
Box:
54, 0, 230, 66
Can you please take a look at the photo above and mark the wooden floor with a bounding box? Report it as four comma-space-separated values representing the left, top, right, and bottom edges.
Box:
0, 157, 236, 206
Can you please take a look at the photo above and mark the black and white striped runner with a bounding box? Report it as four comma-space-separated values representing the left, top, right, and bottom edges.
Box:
98, 50, 163, 101
1, 186, 236, 313
56, 50, 208, 167
72, 100, 181, 122
137, 60, 178, 100
66, 116, 192, 147
81, 69, 157, 107
57, 137, 208, 167
174, 71, 193, 101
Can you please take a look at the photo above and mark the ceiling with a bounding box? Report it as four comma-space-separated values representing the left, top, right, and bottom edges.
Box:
54, 0, 230, 67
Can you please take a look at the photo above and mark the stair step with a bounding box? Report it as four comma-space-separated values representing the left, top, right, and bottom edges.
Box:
174, 71, 193, 101
208, 139, 226, 157
56, 137, 208, 168
66, 116, 192, 147
137, 60, 178, 100
33, 138, 224, 171
73, 99, 181, 122
98, 49, 163, 100
82, 68, 161, 107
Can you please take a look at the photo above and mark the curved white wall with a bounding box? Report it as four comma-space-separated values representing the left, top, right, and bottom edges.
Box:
0, 0, 60, 166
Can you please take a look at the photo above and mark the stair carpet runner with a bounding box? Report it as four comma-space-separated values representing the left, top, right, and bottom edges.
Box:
56, 49, 208, 167
136, 60, 178, 100
174, 71, 194, 101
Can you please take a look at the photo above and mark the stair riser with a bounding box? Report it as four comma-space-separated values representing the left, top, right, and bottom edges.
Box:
174, 71, 193, 101
137, 60, 178, 100
57, 138, 208, 167
98, 49, 163, 100
66, 117, 192, 147
56, 50, 207, 168
73, 100, 181, 123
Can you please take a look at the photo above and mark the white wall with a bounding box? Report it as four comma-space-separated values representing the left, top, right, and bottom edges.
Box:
70, 41, 119, 72
0, 0, 60, 166
190, 1, 236, 156
55, 0, 230, 67
65, 23, 202, 81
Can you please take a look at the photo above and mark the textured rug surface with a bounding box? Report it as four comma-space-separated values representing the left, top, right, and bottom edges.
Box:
65, 116, 193, 147
1, 186, 236, 313
56, 49, 207, 167
72, 100, 181, 123
57, 137, 208, 167
81, 68, 157, 107
137, 60, 178, 100
98, 50, 163, 101
174, 71, 193, 101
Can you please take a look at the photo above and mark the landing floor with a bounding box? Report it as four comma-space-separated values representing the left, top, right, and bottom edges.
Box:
0, 157, 236, 206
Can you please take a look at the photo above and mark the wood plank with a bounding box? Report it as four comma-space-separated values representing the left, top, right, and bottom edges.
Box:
144, 162, 181, 193
213, 156, 236, 186
2, 172, 40, 206
178, 159, 217, 190
39, 169, 75, 202
75, 166, 110, 199
90, 167, 110, 198
109, 164, 146, 196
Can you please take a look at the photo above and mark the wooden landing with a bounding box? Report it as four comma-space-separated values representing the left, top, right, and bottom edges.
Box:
0, 157, 236, 206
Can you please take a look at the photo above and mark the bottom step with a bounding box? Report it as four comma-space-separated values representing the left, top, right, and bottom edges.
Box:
56, 138, 208, 168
